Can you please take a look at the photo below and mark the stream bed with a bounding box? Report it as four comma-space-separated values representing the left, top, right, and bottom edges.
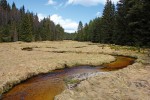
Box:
1, 56, 135, 100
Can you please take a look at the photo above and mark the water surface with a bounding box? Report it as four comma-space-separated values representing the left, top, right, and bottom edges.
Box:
2, 56, 135, 100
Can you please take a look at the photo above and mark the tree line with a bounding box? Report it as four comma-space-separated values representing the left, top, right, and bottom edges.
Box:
71, 0, 150, 47
0, 0, 64, 42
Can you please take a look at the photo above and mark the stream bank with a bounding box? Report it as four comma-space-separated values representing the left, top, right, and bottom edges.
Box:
1, 56, 135, 100
0, 41, 149, 100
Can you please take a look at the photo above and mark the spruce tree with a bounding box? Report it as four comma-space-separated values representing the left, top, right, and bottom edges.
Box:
77, 21, 83, 41
0, 0, 7, 10
83, 23, 89, 41
91, 18, 102, 43
0, 0, 65, 42
101, 0, 116, 44
56, 24, 64, 40
11, 2, 18, 41
115, 0, 133, 45
20, 13, 33, 42
127, 0, 150, 47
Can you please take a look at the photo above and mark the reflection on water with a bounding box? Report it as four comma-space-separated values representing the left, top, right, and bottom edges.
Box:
2, 56, 135, 100
102, 56, 135, 71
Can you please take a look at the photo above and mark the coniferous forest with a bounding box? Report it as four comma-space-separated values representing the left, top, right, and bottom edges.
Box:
68, 0, 150, 48
0, 0, 150, 48
0, 0, 64, 42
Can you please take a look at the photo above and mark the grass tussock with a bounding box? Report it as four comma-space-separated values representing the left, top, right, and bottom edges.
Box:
0, 40, 149, 97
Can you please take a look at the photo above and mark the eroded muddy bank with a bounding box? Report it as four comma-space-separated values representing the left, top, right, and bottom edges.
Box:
1, 56, 135, 100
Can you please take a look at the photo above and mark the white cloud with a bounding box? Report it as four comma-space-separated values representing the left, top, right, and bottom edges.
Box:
47, 0, 56, 5
38, 13, 47, 21
96, 12, 102, 17
51, 14, 78, 33
54, 3, 64, 9
66, 0, 119, 6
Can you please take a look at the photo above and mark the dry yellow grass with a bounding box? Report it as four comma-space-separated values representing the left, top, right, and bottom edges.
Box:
55, 63, 150, 100
0, 40, 149, 100
0, 41, 116, 94
54, 42, 150, 100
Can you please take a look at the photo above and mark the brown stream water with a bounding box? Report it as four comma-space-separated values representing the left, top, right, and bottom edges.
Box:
1, 56, 135, 100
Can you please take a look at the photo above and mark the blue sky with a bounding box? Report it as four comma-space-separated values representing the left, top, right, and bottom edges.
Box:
7, 0, 118, 33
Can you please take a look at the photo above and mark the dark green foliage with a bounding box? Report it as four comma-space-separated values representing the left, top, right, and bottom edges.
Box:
90, 18, 102, 43
115, 0, 132, 45
56, 24, 64, 40
0, 25, 11, 42
101, 0, 116, 43
19, 13, 33, 42
127, 0, 150, 47
76, 21, 84, 41
73, 0, 150, 48
0, 0, 7, 10
0, 0, 149, 48
115, 0, 150, 47
39, 18, 52, 41
83, 23, 89, 41
75, 0, 116, 44
0, 0, 64, 42
64, 32, 76, 40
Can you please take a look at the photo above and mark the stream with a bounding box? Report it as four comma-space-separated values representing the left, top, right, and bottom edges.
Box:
1, 56, 135, 100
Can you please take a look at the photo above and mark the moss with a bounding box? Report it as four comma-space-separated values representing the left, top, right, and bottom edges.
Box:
66, 79, 80, 84
64, 77, 81, 85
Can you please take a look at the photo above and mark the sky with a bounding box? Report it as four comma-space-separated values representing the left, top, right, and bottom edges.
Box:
7, 0, 119, 33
